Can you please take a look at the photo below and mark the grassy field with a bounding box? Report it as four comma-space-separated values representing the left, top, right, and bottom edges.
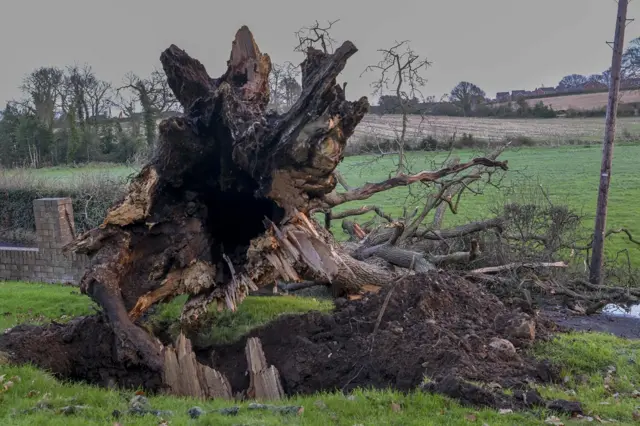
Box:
334, 145, 640, 263
1, 281, 640, 425
5, 143, 640, 265
355, 115, 640, 144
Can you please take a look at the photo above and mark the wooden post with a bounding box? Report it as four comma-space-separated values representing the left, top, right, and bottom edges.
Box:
590, 0, 629, 284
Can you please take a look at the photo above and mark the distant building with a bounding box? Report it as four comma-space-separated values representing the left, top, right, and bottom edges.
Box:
496, 92, 510, 102
511, 90, 527, 99
533, 87, 556, 96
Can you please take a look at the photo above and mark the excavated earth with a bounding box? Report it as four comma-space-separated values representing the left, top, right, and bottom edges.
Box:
203, 272, 566, 407
1, 272, 580, 411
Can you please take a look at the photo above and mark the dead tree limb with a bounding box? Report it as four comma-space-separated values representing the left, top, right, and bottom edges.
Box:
468, 262, 568, 275
331, 205, 393, 222
323, 158, 508, 207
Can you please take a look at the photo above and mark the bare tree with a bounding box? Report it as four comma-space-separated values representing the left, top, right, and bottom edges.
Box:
621, 36, 640, 78
60, 64, 98, 126
280, 73, 302, 111
115, 70, 179, 145
294, 19, 340, 54
557, 74, 588, 90
85, 75, 112, 121
449, 81, 486, 117
362, 40, 431, 174
268, 62, 300, 113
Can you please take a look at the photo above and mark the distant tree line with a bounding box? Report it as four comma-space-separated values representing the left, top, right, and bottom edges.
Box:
0, 60, 302, 169
369, 82, 558, 119
3, 31, 639, 168
371, 36, 640, 119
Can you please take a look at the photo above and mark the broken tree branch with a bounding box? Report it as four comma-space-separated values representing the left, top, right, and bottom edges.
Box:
323, 158, 508, 207
468, 262, 568, 275
331, 205, 393, 222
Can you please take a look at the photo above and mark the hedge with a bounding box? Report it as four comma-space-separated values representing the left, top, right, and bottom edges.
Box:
0, 170, 128, 246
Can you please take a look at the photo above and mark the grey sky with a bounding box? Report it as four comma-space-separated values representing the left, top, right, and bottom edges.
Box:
1, 0, 635, 106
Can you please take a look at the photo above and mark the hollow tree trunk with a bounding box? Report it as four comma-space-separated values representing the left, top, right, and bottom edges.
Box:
17, 26, 387, 380
0, 26, 507, 396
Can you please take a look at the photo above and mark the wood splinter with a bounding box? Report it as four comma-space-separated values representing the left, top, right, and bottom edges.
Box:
162, 333, 232, 399
245, 337, 285, 400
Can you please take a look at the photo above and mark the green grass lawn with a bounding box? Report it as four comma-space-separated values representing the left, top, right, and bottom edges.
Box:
1, 163, 135, 182
1, 281, 640, 425
333, 144, 640, 264
8, 144, 640, 264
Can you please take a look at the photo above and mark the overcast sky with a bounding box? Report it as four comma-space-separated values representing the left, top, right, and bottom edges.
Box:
1, 0, 636, 106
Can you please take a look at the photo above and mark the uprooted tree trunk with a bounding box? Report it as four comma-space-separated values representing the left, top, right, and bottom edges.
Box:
0, 26, 508, 396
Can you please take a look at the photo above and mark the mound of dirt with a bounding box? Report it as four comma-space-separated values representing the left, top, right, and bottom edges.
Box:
0, 315, 163, 390
1, 271, 572, 410
205, 272, 561, 396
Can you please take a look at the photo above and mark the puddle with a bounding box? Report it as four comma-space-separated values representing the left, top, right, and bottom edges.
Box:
602, 303, 640, 318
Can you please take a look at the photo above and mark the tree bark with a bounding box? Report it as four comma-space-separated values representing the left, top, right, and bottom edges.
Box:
41, 26, 389, 388
1, 26, 509, 398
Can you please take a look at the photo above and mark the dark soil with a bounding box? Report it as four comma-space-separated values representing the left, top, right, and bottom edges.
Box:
1, 272, 580, 411
0, 315, 162, 391
204, 272, 562, 397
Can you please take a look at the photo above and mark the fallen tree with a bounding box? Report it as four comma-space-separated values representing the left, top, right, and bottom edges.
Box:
62, 26, 510, 366
0, 26, 524, 398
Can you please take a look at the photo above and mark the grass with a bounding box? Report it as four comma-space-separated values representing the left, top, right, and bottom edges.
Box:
1, 281, 640, 425
149, 294, 334, 346
0, 282, 96, 331
0, 162, 134, 184
533, 333, 640, 423
334, 144, 640, 264
4, 143, 640, 264
3, 142, 640, 269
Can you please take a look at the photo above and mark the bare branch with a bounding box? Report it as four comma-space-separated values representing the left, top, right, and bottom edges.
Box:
294, 19, 340, 54
468, 261, 567, 275
331, 205, 393, 222
361, 40, 431, 174
333, 170, 353, 191
323, 157, 508, 207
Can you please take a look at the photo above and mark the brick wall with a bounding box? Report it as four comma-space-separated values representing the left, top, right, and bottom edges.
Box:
0, 198, 88, 284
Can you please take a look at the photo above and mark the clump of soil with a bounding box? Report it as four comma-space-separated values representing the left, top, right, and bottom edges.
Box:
205, 272, 561, 396
0, 315, 162, 390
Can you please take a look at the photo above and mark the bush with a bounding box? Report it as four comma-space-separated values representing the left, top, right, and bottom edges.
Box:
509, 135, 537, 147
0, 169, 128, 245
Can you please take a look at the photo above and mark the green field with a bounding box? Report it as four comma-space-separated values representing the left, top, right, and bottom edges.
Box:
5, 145, 640, 266
10, 144, 638, 264
334, 145, 640, 263
2, 281, 640, 425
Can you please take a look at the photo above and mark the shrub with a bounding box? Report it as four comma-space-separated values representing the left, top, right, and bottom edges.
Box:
0, 169, 128, 245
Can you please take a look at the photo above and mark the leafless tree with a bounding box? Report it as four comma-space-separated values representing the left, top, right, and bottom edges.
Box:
294, 19, 340, 54
449, 81, 486, 117
19, 66, 64, 130
362, 40, 431, 174
114, 70, 179, 145
268, 62, 300, 113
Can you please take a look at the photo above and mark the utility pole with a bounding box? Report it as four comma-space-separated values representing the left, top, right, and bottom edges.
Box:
590, 0, 630, 284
